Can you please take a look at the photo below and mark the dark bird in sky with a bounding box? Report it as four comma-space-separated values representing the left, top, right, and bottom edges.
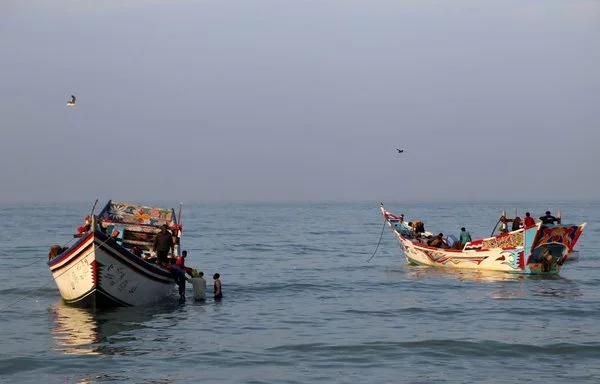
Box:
67, 95, 76, 106
396, 149, 404, 153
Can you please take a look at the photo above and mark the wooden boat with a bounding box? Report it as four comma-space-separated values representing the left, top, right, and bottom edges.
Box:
380, 204, 586, 274
48, 200, 183, 307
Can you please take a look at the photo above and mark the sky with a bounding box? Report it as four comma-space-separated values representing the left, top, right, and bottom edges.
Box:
1, 0, 599, 203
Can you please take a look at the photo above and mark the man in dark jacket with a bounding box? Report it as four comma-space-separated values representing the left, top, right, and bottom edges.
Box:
539, 211, 560, 225
153, 224, 174, 265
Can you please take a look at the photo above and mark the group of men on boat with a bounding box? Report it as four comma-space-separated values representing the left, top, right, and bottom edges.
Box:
395, 210, 562, 250
498, 211, 560, 233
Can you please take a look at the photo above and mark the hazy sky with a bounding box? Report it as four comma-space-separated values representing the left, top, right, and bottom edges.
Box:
1, 0, 599, 203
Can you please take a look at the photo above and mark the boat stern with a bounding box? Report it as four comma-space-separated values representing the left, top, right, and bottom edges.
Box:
524, 222, 586, 274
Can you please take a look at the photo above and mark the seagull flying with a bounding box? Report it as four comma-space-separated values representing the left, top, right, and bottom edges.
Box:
67, 95, 76, 106
396, 148, 404, 153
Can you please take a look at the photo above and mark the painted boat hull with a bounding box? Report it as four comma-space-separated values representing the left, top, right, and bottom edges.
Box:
48, 231, 176, 307
381, 205, 586, 275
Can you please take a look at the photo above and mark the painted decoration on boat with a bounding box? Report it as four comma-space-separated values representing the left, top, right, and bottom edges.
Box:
424, 250, 487, 266
496, 249, 522, 270
532, 225, 581, 250
100, 202, 174, 226
482, 231, 523, 249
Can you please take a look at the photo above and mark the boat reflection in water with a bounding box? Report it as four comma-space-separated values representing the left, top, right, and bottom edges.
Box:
49, 301, 180, 356
404, 266, 527, 283
403, 266, 581, 299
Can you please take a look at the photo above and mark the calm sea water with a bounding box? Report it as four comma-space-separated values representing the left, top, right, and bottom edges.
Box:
1, 201, 599, 384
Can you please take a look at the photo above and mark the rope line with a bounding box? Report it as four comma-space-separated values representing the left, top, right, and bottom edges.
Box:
366, 220, 387, 263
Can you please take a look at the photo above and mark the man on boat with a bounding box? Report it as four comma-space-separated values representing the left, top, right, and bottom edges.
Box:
511, 216, 522, 231
524, 212, 535, 228
428, 233, 445, 248
459, 227, 472, 247
153, 224, 174, 266
540, 211, 560, 225
176, 250, 194, 277
412, 220, 425, 235
498, 217, 509, 233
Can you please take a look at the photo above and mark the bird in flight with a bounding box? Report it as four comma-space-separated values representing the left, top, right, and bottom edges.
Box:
66, 95, 76, 107
396, 148, 404, 153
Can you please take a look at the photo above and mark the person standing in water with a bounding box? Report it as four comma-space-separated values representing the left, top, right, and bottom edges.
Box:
169, 264, 186, 301
189, 270, 207, 301
213, 273, 223, 301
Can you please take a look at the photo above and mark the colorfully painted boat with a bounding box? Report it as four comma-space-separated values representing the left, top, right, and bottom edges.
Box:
380, 204, 586, 274
48, 200, 183, 307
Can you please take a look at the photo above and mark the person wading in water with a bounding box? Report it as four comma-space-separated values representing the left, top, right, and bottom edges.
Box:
213, 273, 223, 301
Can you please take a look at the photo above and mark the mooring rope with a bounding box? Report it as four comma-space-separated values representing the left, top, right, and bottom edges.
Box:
0, 280, 58, 313
366, 220, 387, 263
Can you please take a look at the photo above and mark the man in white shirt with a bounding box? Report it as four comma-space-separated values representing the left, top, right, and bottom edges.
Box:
189, 270, 207, 301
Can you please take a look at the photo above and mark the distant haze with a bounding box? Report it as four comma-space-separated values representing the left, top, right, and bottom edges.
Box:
1, 0, 599, 203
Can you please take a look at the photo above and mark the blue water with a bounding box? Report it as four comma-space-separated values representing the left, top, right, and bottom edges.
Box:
1, 201, 599, 383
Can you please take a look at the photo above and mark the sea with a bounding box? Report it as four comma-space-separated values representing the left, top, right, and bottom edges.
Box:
0, 201, 599, 384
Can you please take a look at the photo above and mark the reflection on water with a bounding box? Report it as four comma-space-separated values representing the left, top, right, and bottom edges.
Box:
49, 303, 101, 355
49, 301, 181, 356
402, 265, 583, 299
404, 266, 526, 283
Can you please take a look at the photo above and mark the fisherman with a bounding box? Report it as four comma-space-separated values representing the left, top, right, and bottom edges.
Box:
413, 220, 425, 235
428, 233, 445, 248
524, 212, 535, 227
213, 273, 223, 301
189, 270, 207, 301
459, 227, 472, 247
539, 211, 560, 225
511, 216, 522, 231
153, 224, 174, 266
176, 250, 194, 277
169, 264, 186, 301
498, 217, 509, 233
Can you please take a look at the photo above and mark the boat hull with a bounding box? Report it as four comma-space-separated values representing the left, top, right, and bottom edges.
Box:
48, 232, 176, 307
396, 236, 528, 273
